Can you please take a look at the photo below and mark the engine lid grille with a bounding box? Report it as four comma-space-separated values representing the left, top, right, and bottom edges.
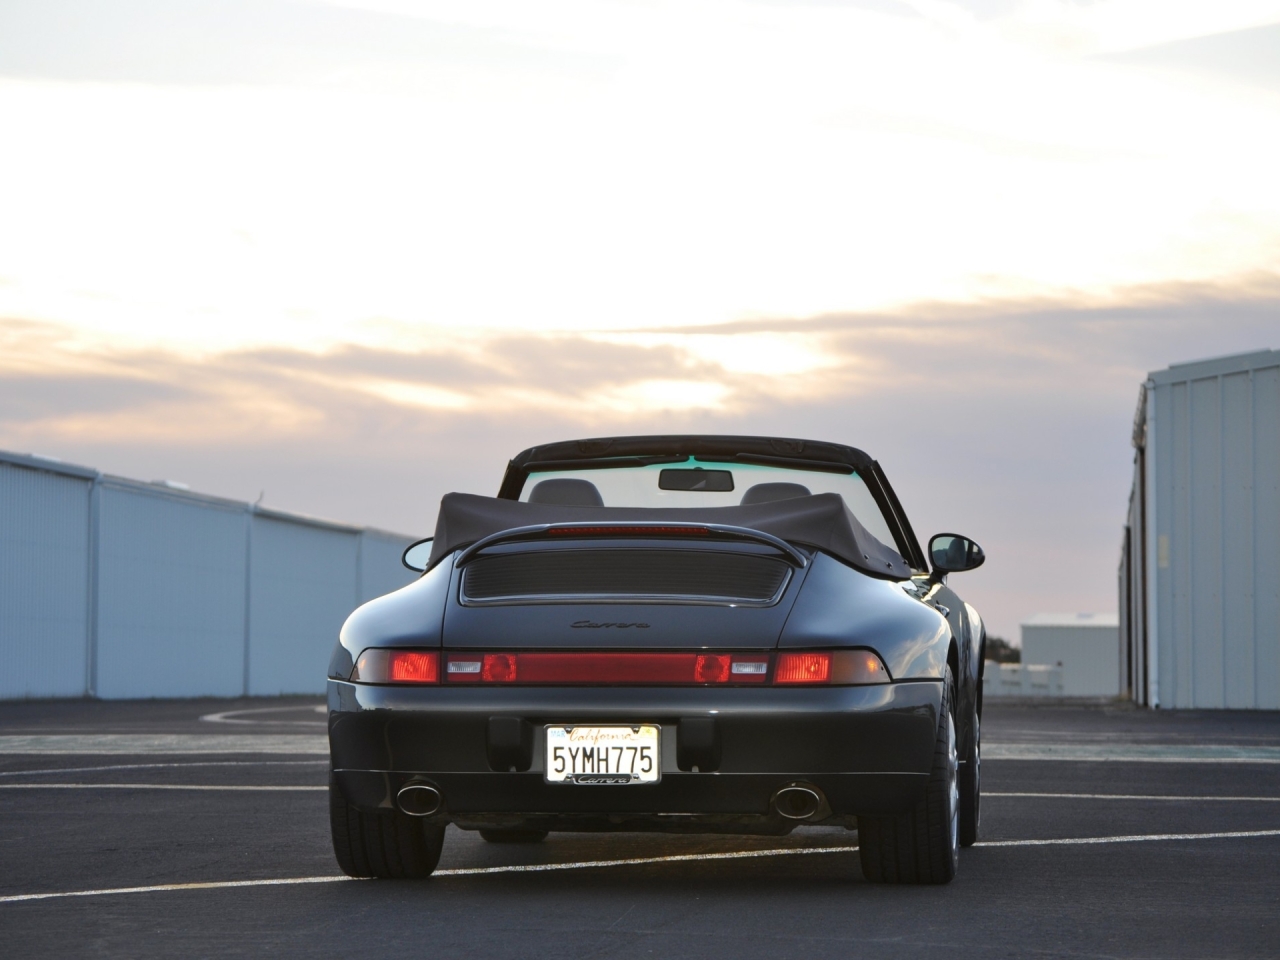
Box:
461, 549, 791, 605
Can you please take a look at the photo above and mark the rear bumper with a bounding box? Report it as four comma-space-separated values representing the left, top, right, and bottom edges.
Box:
328, 678, 941, 824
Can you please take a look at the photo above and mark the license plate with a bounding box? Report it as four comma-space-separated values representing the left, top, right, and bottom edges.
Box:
545, 725, 661, 784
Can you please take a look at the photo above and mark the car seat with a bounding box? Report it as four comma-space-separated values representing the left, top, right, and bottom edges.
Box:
527, 478, 605, 506
739, 482, 811, 505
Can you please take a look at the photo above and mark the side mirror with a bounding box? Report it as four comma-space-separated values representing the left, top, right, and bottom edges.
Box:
402, 538, 434, 572
928, 533, 984, 579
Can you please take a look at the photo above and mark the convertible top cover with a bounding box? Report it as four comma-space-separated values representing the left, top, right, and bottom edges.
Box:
427, 492, 913, 579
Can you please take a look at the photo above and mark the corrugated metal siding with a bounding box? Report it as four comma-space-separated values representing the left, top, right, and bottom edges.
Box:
1190, 376, 1223, 706
0, 451, 418, 701
95, 484, 248, 699
247, 516, 359, 695
358, 530, 415, 604
1140, 351, 1280, 708
0, 463, 91, 698
1223, 371, 1255, 708
1254, 366, 1280, 709
1153, 378, 1179, 704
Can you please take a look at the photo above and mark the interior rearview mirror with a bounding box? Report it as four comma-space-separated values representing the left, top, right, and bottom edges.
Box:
928, 533, 984, 578
402, 538, 434, 572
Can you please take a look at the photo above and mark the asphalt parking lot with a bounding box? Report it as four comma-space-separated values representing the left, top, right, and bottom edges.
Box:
1, 699, 1278, 959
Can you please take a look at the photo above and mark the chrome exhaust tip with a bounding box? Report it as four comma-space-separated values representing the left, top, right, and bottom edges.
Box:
774, 785, 823, 820
397, 782, 442, 817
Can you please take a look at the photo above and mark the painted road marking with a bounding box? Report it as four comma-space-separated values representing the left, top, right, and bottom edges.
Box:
0, 876, 357, 903
199, 705, 326, 727
979, 830, 1280, 847
4, 829, 1280, 904
984, 743, 1280, 763
987, 792, 1280, 802
0, 783, 326, 791
0, 735, 328, 755
433, 845, 856, 876
0, 760, 327, 778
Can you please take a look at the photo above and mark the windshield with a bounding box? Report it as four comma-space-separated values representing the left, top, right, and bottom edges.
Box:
518, 457, 900, 549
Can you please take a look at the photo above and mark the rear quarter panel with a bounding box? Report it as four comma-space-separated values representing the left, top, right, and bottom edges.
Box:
779, 553, 950, 680
327, 559, 451, 679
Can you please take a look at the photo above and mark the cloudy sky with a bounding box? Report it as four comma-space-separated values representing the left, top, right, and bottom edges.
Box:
2, 0, 1278, 641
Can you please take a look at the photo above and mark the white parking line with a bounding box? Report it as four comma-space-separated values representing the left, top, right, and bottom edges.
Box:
433, 844, 856, 876
0, 876, 356, 903
985, 744, 1280, 763
199, 705, 326, 727
979, 830, 1280, 847
0, 735, 327, 755
0, 761, 327, 778
4, 829, 1280, 904
0, 783, 325, 792
987, 792, 1280, 802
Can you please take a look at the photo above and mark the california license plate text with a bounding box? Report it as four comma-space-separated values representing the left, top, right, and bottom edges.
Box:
546, 725, 660, 783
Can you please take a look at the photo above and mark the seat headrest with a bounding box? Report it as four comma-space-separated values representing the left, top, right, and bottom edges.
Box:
739, 481, 812, 505
527, 478, 605, 507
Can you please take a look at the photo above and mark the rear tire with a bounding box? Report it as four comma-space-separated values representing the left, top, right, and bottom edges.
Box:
479, 829, 549, 844
329, 772, 445, 878
959, 706, 981, 847
857, 670, 960, 884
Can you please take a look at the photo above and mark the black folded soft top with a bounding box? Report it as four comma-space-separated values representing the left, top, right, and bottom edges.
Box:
427, 491, 913, 580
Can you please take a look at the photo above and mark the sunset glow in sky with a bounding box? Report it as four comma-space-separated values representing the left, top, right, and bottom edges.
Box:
2, 0, 1279, 638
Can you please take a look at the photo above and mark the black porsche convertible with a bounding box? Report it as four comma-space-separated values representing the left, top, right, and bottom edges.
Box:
327, 435, 987, 884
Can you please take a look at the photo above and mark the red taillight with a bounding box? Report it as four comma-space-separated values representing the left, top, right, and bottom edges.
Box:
546, 526, 709, 537
694, 654, 731, 683
444, 651, 767, 684
482, 653, 518, 682
388, 651, 439, 683
775, 652, 832, 684
358, 648, 887, 686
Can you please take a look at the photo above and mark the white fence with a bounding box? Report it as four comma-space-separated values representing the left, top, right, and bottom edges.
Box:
983, 662, 1065, 698
1021, 614, 1120, 697
0, 451, 416, 700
